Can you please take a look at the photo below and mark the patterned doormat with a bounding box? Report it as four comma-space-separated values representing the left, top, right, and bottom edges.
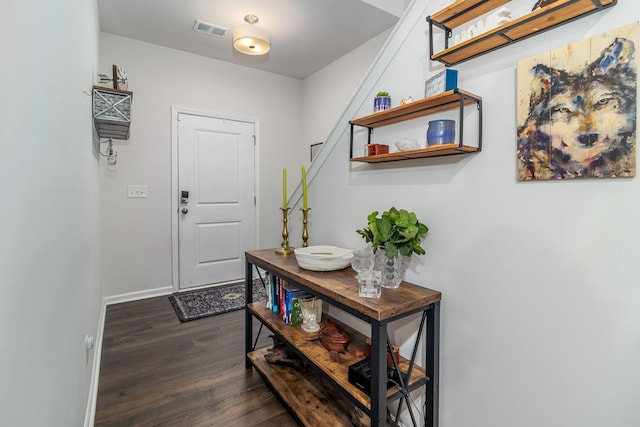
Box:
168, 280, 266, 322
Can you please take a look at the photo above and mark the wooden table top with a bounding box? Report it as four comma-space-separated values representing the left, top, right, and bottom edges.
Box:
246, 249, 441, 322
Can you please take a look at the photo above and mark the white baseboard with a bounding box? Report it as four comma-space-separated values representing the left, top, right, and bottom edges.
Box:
83, 278, 269, 424
84, 300, 106, 427
104, 285, 173, 306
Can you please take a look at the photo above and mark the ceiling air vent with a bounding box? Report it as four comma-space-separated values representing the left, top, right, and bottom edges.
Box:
193, 20, 229, 38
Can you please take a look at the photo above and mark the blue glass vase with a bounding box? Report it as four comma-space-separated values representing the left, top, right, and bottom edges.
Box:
427, 119, 455, 145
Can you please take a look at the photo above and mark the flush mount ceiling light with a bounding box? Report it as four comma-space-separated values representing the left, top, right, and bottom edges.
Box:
233, 14, 270, 56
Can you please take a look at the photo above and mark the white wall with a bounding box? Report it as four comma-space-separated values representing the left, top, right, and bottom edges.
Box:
99, 34, 304, 297
302, 30, 391, 163
306, 1, 640, 426
362, 0, 408, 17
0, 0, 102, 425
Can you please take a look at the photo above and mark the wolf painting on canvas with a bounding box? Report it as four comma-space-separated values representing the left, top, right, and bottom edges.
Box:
516, 23, 638, 180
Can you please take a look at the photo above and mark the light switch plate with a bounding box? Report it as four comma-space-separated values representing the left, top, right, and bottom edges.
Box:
127, 185, 148, 198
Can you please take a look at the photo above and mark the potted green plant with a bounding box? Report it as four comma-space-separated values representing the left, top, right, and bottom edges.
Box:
356, 207, 429, 288
373, 91, 391, 112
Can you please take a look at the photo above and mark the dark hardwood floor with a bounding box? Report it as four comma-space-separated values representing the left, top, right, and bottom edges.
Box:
94, 294, 299, 426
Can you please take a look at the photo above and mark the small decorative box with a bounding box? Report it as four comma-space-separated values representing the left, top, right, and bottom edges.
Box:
424, 69, 458, 98
365, 144, 389, 156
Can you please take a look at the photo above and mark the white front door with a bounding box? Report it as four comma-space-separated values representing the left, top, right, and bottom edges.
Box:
177, 113, 256, 290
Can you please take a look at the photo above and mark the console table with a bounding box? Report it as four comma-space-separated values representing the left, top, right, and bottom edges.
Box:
244, 249, 441, 426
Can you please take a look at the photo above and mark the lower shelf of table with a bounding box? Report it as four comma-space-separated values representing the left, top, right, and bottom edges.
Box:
248, 302, 430, 409
248, 349, 366, 426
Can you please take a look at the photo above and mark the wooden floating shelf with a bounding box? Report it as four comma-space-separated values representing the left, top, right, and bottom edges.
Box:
351, 144, 479, 163
349, 89, 482, 162
427, 0, 618, 66
350, 89, 480, 129
429, 0, 511, 28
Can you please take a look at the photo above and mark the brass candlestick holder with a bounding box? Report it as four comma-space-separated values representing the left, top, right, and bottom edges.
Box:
275, 207, 294, 255
301, 208, 310, 247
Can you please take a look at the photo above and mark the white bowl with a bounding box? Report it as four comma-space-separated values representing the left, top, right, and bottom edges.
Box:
294, 246, 354, 271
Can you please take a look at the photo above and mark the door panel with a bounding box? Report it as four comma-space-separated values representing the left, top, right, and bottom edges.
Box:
197, 133, 240, 203
178, 114, 255, 289
197, 222, 240, 263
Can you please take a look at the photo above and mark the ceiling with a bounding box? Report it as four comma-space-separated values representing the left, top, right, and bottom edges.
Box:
98, 0, 403, 80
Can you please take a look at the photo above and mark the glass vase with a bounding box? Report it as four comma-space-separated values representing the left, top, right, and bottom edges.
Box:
374, 249, 409, 289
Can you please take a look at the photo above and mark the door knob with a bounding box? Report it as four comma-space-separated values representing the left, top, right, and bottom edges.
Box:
181, 208, 189, 214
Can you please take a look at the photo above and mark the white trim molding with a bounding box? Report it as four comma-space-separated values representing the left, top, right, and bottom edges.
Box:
170, 106, 261, 293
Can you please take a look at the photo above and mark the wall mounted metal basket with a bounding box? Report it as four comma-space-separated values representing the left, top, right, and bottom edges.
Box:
92, 86, 133, 140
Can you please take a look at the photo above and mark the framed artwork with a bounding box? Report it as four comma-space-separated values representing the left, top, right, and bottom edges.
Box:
516, 22, 638, 180
310, 142, 323, 161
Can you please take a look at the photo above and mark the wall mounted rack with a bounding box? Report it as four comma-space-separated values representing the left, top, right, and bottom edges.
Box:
350, 89, 482, 163
92, 86, 133, 140
427, 0, 617, 66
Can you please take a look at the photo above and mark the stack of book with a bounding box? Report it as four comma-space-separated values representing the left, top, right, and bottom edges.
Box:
266, 275, 308, 327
